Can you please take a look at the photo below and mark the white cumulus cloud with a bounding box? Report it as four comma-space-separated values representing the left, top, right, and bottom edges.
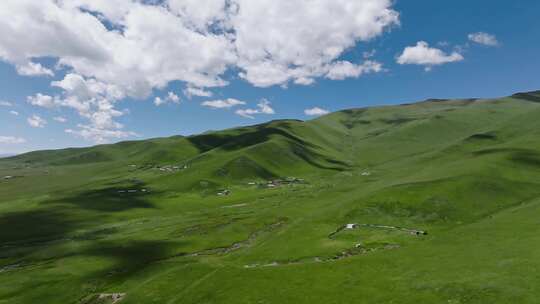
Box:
28, 73, 130, 142
27, 93, 57, 108
236, 99, 275, 119
16, 62, 54, 77
167, 91, 180, 103
184, 86, 213, 98
397, 41, 464, 70
325, 60, 382, 80
153, 97, 164, 106
0, 0, 397, 91
232, 0, 398, 87
304, 107, 329, 116
0, 101, 13, 107
154, 91, 180, 106
468, 32, 499, 46
201, 98, 246, 109
9, 110, 19, 116
53, 116, 67, 123
0, 0, 401, 141
27, 114, 47, 128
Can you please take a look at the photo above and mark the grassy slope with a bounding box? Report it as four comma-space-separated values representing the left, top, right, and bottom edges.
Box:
1, 92, 540, 303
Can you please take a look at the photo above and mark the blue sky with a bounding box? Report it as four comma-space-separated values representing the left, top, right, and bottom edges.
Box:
1, 0, 539, 154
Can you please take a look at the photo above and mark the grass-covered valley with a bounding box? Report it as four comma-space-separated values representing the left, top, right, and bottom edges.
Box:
2, 91, 540, 303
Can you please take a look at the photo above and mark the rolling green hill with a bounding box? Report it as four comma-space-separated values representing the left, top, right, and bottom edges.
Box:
2, 91, 540, 303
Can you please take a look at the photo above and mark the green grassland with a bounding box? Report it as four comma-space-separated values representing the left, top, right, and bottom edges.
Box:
1, 91, 540, 303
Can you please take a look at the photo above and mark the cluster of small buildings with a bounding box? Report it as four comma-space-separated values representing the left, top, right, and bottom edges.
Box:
267, 177, 306, 188
247, 177, 306, 188
346, 223, 358, 229
156, 164, 189, 173
98, 293, 125, 304
127, 163, 190, 173
217, 189, 231, 196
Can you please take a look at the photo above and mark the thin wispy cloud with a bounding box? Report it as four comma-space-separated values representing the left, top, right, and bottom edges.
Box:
53, 116, 67, 123
0, 136, 26, 144
202, 98, 246, 109
304, 107, 329, 116
468, 32, 499, 46
184, 87, 213, 98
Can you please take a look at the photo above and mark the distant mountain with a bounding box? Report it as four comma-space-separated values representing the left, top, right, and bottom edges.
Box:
5, 90, 540, 177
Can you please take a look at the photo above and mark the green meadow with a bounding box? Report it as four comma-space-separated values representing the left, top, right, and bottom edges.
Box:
1, 91, 540, 303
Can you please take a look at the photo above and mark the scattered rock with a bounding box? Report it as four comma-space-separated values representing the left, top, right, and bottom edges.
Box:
98, 293, 126, 304
217, 189, 231, 196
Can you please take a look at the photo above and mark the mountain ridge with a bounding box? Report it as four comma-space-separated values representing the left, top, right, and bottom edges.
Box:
5, 89, 538, 164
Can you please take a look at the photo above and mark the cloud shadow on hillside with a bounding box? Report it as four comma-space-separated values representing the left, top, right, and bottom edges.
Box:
0, 208, 75, 246
187, 121, 316, 153
187, 122, 349, 171
82, 240, 191, 281
44, 183, 157, 212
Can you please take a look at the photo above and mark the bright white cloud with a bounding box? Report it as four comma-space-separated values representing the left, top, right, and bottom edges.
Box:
304, 107, 329, 116
51, 73, 125, 106
29, 73, 129, 142
27, 93, 57, 108
468, 32, 499, 46
154, 91, 180, 106
232, 0, 398, 87
167, 91, 180, 103
27, 114, 47, 128
201, 98, 246, 109
184, 86, 213, 98
397, 41, 464, 70
16, 62, 54, 77
235, 99, 275, 119
0, 101, 13, 107
257, 99, 275, 115
325, 60, 382, 80
0, 136, 26, 144
154, 97, 164, 106
9, 110, 19, 116
1, 0, 400, 142
167, 0, 227, 31
0, 0, 397, 91
65, 124, 137, 143
0, 0, 236, 101
53, 116, 67, 123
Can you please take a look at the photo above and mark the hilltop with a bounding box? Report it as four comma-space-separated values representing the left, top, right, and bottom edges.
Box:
2, 91, 540, 303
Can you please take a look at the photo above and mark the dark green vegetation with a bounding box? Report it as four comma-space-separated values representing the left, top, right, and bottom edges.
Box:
2, 91, 540, 303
